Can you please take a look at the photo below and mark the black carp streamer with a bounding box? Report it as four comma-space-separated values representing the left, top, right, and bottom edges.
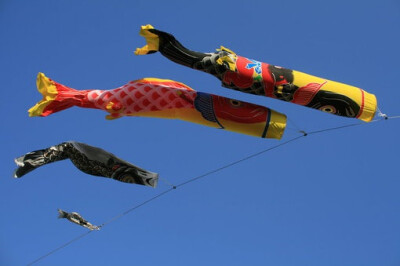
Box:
14, 141, 158, 187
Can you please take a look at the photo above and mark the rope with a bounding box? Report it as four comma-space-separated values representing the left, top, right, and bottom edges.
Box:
98, 188, 175, 228
308, 122, 366, 135
175, 135, 304, 188
377, 106, 388, 120
307, 115, 400, 135
27, 134, 304, 265
27, 231, 93, 266
157, 177, 177, 188
287, 117, 304, 133
26, 115, 399, 265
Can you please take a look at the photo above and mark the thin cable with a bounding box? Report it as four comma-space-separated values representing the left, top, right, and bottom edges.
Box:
308, 122, 365, 135
175, 135, 304, 188
284, 126, 302, 132
306, 116, 394, 135
26, 135, 304, 265
101, 135, 306, 227
377, 106, 388, 119
27, 189, 176, 266
27, 230, 93, 266
27, 115, 400, 265
99, 188, 175, 228
157, 177, 177, 188
287, 116, 304, 133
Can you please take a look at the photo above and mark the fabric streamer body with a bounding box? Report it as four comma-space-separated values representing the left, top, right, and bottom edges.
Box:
58, 209, 100, 230
14, 141, 158, 187
135, 25, 377, 122
29, 73, 286, 139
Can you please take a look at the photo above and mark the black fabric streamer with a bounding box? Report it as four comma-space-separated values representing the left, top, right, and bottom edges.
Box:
14, 141, 158, 187
139, 28, 266, 96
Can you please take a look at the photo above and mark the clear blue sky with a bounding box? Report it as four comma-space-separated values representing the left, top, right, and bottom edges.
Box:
1, 1, 399, 265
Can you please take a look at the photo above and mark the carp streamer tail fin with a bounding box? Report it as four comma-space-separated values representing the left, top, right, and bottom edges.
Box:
134, 24, 209, 68
57, 209, 68, 219
14, 149, 48, 178
13, 144, 69, 178
28, 72, 59, 117
28, 73, 87, 117
134, 24, 160, 55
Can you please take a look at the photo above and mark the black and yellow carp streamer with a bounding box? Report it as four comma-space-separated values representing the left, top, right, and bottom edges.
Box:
27, 115, 399, 265
135, 24, 378, 122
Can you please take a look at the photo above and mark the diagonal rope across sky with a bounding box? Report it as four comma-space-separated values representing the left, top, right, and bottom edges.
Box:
27, 115, 398, 265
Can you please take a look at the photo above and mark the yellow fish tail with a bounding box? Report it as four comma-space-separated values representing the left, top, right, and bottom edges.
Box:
28, 73, 58, 117
134, 24, 160, 55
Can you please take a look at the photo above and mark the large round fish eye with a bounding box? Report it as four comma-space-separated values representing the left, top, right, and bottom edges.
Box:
319, 105, 336, 113
229, 99, 242, 107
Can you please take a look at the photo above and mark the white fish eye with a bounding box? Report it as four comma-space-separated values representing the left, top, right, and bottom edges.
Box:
319, 105, 336, 113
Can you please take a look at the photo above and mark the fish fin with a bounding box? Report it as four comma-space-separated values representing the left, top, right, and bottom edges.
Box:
13, 157, 25, 178
216, 46, 237, 72
194, 92, 223, 128
28, 73, 59, 117
217, 46, 237, 55
105, 101, 124, 120
105, 101, 123, 112
57, 209, 68, 219
28, 73, 85, 117
134, 24, 160, 55
105, 113, 122, 120
13, 149, 48, 178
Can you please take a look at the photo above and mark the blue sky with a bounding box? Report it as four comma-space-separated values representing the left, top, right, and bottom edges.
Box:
1, 1, 399, 265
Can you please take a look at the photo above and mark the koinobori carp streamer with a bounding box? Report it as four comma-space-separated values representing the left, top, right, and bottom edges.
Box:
135, 24, 377, 122
58, 209, 100, 231
14, 141, 159, 187
28, 73, 287, 139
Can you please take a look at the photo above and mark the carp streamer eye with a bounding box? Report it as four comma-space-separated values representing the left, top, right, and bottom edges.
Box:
229, 100, 242, 108
319, 105, 337, 113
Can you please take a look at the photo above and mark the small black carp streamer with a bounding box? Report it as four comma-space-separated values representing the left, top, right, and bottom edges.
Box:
58, 209, 100, 230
